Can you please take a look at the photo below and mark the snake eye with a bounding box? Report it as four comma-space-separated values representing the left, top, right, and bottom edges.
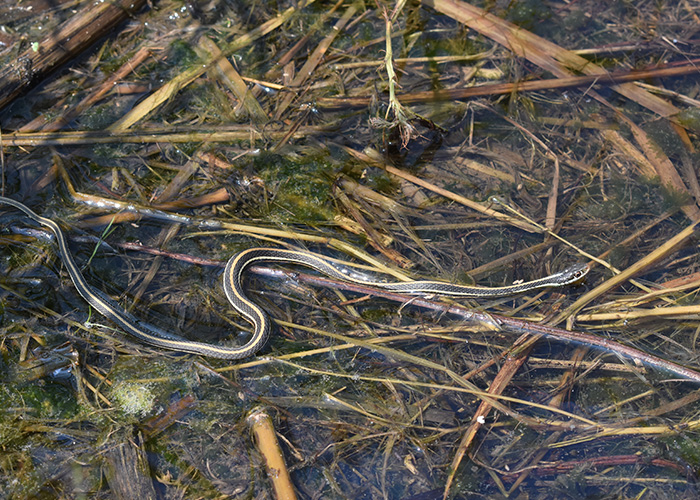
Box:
573, 267, 588, 280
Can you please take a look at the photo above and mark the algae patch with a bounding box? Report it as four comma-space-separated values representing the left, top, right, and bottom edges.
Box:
111, 382, 156, 418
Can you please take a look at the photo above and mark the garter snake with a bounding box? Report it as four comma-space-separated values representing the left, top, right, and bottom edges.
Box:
0, 196, 589, 359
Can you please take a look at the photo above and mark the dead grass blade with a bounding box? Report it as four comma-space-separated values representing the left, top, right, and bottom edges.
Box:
0, 0, 148, 111
273, 1, 356, 120
551, 219, 700, 324
315, 61, 700, 110
198, 38, 268, 123
615, 112, 700, 221
110, 0, 316, 131
24, 47, 156, 133
443, 334, 537, 500
422, 0, 700, 224
342, 145, 540, 233
422, 0, 683, 118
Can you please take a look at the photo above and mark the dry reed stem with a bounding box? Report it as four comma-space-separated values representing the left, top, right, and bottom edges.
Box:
26, 47, 157, 133
333, 49, 494, 69
108, 63, 204, 132
3, 127, 330, 146
503, 347, 587, 494
341, 145, 540, 233
315, 61, 700, 109
273, 1, 356, 120
422, 0, 681, 118
551, 220, 700, 324
577, 305, 700, 322
224, 266, 700, 383
615, 112, 700, 221
198, 37, 268, 122
110, 0, 316, 131
333, 183, 412, 267
247, 409, 298, 500
444, 334, 535, 500
454, 156, 516, 183
600, 130, 658, 178
422, 0, 700, 225
56, 157, 415, 282
0, 0, 148, 110
271, 350, 698, 436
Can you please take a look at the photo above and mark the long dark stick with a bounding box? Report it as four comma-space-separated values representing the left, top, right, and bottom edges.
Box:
251, 266, 700, 383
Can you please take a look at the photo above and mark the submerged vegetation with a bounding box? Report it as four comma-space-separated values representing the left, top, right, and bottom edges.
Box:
1, 0, 700, 498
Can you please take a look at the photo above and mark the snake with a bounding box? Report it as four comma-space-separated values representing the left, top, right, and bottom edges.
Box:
0, 196, 589, 359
